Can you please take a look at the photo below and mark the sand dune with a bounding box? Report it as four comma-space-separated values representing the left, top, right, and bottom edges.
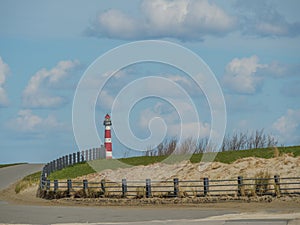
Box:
78, 153, 300, 182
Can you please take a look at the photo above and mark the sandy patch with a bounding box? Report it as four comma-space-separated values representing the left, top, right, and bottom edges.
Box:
76, 154, 300, 182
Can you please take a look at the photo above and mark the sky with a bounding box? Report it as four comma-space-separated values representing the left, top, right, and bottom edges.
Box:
0, 0, 300, 163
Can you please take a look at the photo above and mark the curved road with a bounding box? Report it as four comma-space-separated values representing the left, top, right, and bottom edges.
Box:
0, 163, 44, 190
0, 164, 299, 225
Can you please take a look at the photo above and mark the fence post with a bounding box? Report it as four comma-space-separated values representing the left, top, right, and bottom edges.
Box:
77, 152, 81, 163
62, 156, 66, 169
89, 149, 92, 161
46, 180, 50, 190
83, 179, 88, 192
54, 180, 58, 192
40, 176, 45, 190
101, 179, 106, 194
50, 161, 53, 173
67, 179, 72, 194
146, 179, 151, 198
73, 153, 76, 164
93, 148, 97, 160
40, 170, 45, 189
68, 154, 72, 165
53, 160, 56, 171
238, 176, 244, 196
96, 148, 100, 159
65, 155, 68, 167
40, 168, 46, 189
57, 158, 60, 170
204, 178, 209, 196
174, 178, 179, 197
86, 150, 89, 161
61, 157, 64, 170
81, 151, 85, 162
274, 175, 281, 196
55, 159, 59, 170
122, 179, 127, 197
45, 164, 49, 177
60, 157, 63, 169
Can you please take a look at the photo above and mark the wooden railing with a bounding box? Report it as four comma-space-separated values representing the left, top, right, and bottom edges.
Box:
40, 146, 105, 181
38, 176, 300, 199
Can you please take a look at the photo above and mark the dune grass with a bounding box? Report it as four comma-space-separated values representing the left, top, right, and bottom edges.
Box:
191, 145, 300, 164
48, 145, 300, 180
15, 171, 41, 194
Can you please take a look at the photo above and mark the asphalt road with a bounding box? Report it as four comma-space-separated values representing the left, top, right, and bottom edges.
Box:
0, 163, 44, 190
0, 164, 299, 225
1, 202, 297, 225
0, 203, 236, 224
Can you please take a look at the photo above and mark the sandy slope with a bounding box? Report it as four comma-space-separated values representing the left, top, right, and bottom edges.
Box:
78, 153, 300, 182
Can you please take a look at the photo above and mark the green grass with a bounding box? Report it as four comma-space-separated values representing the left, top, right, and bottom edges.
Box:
47, 162, 96, 180
0, 163, 27, 169
191, 145, 300, 164
15, 171, 41, 194
48, 145, 300, 180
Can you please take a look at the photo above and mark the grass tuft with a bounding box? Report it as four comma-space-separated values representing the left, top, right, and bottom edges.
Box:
15, 171, 41, 194
273, 147, 280, 158
254, 170, 271, 195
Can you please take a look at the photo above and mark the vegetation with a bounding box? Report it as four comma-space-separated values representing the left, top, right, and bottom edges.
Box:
47, 162, 95, 180
192, 145, 300, 164
0, 163, 27, 169
15, 171, 41, 194
48, 145, 300, 180
254, 171, 271, 195
144, 129, 278, 156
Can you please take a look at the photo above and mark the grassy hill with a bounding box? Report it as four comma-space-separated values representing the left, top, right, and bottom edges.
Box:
48, 145, 300, 180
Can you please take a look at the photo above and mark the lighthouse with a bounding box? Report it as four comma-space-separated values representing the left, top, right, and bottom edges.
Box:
103, 114, 112, 159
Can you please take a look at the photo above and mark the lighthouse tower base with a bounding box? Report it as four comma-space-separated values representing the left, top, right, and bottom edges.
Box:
106, 151, 112, 159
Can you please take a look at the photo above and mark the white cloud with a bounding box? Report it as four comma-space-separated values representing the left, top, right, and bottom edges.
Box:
8, 109, 66, 133
168, 121, 210, 139
22, 60, 79, 108
139, 103, 178, 130
259, 61, 300, 78
87, 0, 236, 41
223, 55, 300, 94
0, 56, 10, 106
86, 0, 300, 40
138, 101, 209, 140
222, 55, 265, 94
97, 90, 115, 110
96, 9, 142, 40
167, 74, 195, 90
272, 109, 300, 144
235, 0, 300, 37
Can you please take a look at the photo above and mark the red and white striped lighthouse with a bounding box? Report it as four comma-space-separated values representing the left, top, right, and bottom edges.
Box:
103, 114, 112, 159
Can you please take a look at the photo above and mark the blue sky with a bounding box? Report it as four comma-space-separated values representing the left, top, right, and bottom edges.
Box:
0, 0, 300, 163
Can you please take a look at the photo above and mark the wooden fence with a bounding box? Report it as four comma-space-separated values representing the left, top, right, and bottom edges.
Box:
40, 146, 106, 180
39, 176, 300, 199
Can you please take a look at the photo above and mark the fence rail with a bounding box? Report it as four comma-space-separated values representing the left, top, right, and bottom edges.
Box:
40, 146, 106, 182
38, 176, 300, 199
